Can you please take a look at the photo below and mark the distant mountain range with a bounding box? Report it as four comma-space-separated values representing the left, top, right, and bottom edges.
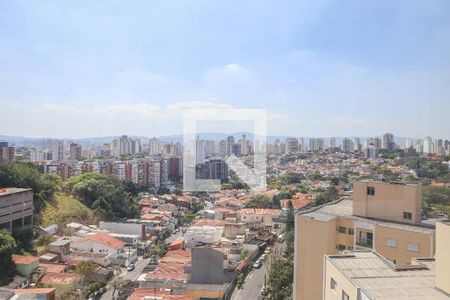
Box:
1, 133, 414, 148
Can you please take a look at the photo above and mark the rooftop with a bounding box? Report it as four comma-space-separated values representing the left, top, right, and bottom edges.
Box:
326, 251, 448, 300
12, 255, 39, 265
128, 288, 192, 300
40, 272, 81, 285
299, 199, 435, 235
238, 208, 282, 215
71, 232, 125, 249
0, 188, 32, 197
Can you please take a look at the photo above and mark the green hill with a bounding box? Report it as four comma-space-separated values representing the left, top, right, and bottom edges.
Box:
40, 192, 96, 227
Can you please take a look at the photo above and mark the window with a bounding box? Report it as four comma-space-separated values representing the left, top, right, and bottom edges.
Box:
338, 226, 347, 234
338, 244, 346, 251
385, 238, 397, 248
347, 246, 353, 250
348, 228, 354, 235
367, 187, 375, 196
342, 291, 350, 300
403, 212, 412, 220
407, 242, 419, 252
330, 278, 337, 290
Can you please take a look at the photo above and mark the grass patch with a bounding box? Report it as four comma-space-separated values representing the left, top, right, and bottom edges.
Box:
41, 192, 96, 227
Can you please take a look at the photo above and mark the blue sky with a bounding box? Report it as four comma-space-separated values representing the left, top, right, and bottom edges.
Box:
0, 0, 449, 138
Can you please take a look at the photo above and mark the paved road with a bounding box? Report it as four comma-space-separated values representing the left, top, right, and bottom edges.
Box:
166, 230, 183, 244
231, 261, 267, 300
100, 257, 150, 300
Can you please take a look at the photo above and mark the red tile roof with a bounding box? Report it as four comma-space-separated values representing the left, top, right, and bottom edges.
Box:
280, 194, 312, 209
160, 249, 191, 264
39, 263, 67, 273
40, 272, 81, 285
141, 213, 170, 221
71, 233, 125, 249
146, 262, 189, 281
12, 255, 39, 265
193, 219, 226, 227
238, 208, 282, 215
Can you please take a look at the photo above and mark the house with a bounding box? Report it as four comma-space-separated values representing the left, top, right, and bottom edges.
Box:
14, 288, 56, 300
70, 233, 125, 260
40, 273, 81, 293
12, 255, 39, 277
237, 208, 282, 226
129, 289, 192, 300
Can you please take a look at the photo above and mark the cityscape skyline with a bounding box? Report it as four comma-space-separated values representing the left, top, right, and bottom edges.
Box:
1, 1, 450, 138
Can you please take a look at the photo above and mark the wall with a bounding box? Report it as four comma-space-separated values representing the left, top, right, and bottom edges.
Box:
99, 222, 144, 238
323, 257, 359, 300
353, 181, 421, 223
190, 247, 235, 284
375, 225, 434, 265
294, 215, 338, 300
435, 221, 450, 295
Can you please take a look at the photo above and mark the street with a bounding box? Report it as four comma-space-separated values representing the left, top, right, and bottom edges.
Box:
231, 261, 267, 300
166, 229, 183, 244
100, 257, 150, 300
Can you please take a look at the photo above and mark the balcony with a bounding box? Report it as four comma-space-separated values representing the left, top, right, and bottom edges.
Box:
356, 238, 373, 248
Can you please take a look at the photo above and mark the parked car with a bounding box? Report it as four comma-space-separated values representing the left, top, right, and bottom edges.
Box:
253, 260, 263, 269
260, 254, 266, 260
260, 285, 268, 296
143, 253, 149, 259
264, 248, 271, 254
127, 264, 135, 271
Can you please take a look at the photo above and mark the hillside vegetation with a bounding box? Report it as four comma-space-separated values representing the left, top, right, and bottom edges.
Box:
41, 192, 97, 227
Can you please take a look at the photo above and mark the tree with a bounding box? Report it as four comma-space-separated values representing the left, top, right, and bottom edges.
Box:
63, 173, 140, 220
267, 255, 293, 300
111, 278, 129, 300
75, 260, 97, 298
315, 186, 338, 206
237, 273, 245, 289
0, 231, 16, 285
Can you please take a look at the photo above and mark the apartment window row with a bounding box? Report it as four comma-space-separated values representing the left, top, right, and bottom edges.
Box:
385, 238, 419, 252
330, 277, 350, 300
336, 244, 353, 251
403, 211, 412, 220
337, 226, 354, 236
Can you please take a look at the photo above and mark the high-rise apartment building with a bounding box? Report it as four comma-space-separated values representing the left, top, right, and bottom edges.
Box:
52, 140, 65, 161
353, 137, 361, 152
294, 181, 436, 300
69, 143, 82, 160
424, 137, 434, 154
329, 137, 337, 150
149, 137, 160, 155
0, 142, 15, 162
403, 138, 413, 149
309, 138, 324, 152
382, 133, 395, 150
226, 136, 234, 156
204, 140, 216, 157
195, 137, 205, 165
240, 134, 249, 156
286, 137, 299, 153
341, 137, 353, 153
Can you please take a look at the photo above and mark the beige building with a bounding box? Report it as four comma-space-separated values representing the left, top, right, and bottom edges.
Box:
0, 188, 33, 234
294, 181, 437, 300
322, 220, 450, 300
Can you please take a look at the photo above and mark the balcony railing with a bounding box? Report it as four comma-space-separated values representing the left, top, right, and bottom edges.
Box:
356, 238, 373, 248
